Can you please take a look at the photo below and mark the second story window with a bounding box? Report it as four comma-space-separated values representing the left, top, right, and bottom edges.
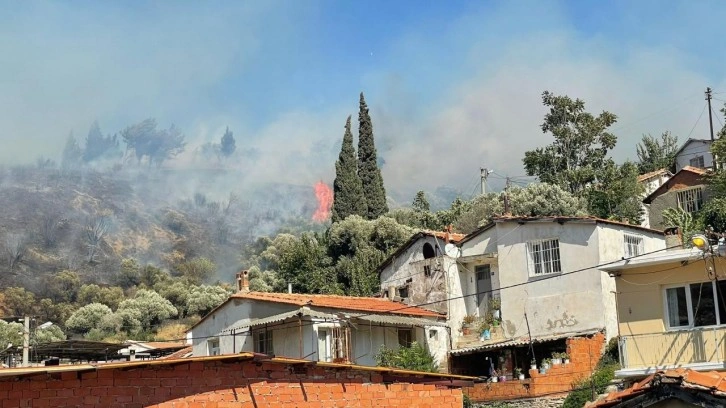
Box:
527, 238, 561, 276
677, 187, 704, 213
624, 234, 644, 258
665, 281, 726, 329
690, 155, 705, 168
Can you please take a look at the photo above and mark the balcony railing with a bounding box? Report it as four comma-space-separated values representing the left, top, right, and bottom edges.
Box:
620, 327, 726, 370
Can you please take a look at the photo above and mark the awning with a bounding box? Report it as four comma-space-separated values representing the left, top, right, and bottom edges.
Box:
450, 329, 601, 355
353, 314, 448, 327
222, 307, 339, 333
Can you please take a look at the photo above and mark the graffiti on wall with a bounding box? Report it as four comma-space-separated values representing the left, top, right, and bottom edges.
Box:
546, 312, 578, 330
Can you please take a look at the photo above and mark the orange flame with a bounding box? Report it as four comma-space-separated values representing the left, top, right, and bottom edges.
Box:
312, 181, 333, 222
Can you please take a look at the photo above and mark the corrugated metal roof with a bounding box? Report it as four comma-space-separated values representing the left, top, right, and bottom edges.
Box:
354, 314, 448, 327
450, 329, 600, 355
222, 307, 339, 333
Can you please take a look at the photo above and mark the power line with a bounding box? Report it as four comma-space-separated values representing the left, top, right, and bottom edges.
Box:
156, 243, 686, 344
686, 103, 708, 139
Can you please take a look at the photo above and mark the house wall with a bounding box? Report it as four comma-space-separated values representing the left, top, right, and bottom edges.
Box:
649, 186, 710, 230
379, 236, 452, 315
190, 299, 296, 356
676, 140, 713, 171
493, 222, 606, 341
615, 258, 726, 336
597, 225, 666, 342
0, 357, 465, 408
641, 174, 671, 228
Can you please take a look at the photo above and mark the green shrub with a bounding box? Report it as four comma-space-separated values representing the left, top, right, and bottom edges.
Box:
374, 342, 438, 373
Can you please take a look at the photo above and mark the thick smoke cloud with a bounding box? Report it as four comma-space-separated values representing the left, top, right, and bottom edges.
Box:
1, 1, 726, 206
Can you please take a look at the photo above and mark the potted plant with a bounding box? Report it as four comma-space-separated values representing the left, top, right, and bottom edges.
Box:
488, 297, 501, 320
563, 353, 570, 364
461, 315, 476, 335
515, 368, 525, 380
551, 352, 563, 365
539, 358, 550, 374
477, 320, 491, 341
530, 359, 537, 371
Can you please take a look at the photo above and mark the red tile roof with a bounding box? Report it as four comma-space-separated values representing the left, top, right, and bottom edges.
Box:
590, 369, 726, 407
159, 346, 192, 360
231, 292, 443, 318
637, 168, 670, 182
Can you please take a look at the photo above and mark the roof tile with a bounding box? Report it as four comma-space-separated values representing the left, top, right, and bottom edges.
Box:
591, 369, 726, 407
231, 292, 443, 317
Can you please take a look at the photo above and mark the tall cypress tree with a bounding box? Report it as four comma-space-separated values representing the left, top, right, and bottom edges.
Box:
332, 116, 367, 223
357, 92, 388, 219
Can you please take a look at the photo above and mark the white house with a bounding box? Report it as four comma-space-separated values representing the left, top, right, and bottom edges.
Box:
379, 218, 666, 376
637, 168, 672, 228
674, 138, 713, 172
188, 271, 449, 370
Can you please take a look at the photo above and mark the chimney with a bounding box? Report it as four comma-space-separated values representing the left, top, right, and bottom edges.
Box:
664, 227, 683, 250
236, 270, 250, 292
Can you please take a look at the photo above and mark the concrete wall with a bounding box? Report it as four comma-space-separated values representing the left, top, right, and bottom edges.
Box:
494, 221, 606, 340
649, 187, 709, 230
616, 257, 726, 336
676, 140, 713, 172
641, 174, 671, 228
379, 235, 452, 315
0, 356, 466, 407
190, 299, 294, 357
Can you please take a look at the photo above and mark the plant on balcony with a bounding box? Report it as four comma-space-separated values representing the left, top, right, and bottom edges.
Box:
551, 351, 564, 365
514, 367, 524, 380
477, 320, 491, 340
461, 315, 477, 335
530, 359, 537, 370
563, 352, 570, 364
488, 297, 501, 320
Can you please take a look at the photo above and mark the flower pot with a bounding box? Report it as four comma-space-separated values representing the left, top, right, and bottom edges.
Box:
480, 329, 491, 341
564, 359, 570, 364
491, 376, 498, 383
499, 376, 506, 382
492, 320, 499, 327
518, 374, 525, 380
552, 358, 562, 365
530, 364, 537, 370
539, 367, 547, 374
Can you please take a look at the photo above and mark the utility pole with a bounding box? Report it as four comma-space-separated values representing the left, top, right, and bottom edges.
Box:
22, 316, 29, 367
503, 177, 511, 214
707, 87, 715, 141
480, 168, 492, 195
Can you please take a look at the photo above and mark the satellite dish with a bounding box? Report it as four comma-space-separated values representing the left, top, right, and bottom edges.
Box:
444, 243, 461, 259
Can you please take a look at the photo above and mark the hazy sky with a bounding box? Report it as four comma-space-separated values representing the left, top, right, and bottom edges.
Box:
2, 0, 726, 199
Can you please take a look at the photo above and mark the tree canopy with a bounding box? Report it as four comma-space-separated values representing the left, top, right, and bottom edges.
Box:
357, 93, 388, 219
636, 132, 679, 174
523, 91, 618, 195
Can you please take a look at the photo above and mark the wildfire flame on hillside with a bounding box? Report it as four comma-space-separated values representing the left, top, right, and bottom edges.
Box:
312, 181, 333, 222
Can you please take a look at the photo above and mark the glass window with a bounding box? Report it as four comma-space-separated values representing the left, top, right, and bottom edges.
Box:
527, 239, 561, 276
253, 330, 273, 354
624, 234, 644, 258
665, 281, 726, 329
398, 328, 413, 347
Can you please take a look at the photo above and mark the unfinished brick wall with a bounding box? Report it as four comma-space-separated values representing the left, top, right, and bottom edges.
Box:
0, 357, 464, 408
465, 333, 605, 402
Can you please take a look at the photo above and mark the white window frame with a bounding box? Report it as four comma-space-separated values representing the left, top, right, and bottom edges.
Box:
623, 234, 644, 258
677, 187, 704, 213
526, 238, 561, 277
316, 324, 350, 362
207, 338, 220, 356
663, 281, 724, 330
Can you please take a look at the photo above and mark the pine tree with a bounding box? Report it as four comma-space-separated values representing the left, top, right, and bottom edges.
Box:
220, 127, 236, 157
332, 116, 367, 223
357, 92, 388, 219
61, 131, 82, 170
412, 191, 430, 212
